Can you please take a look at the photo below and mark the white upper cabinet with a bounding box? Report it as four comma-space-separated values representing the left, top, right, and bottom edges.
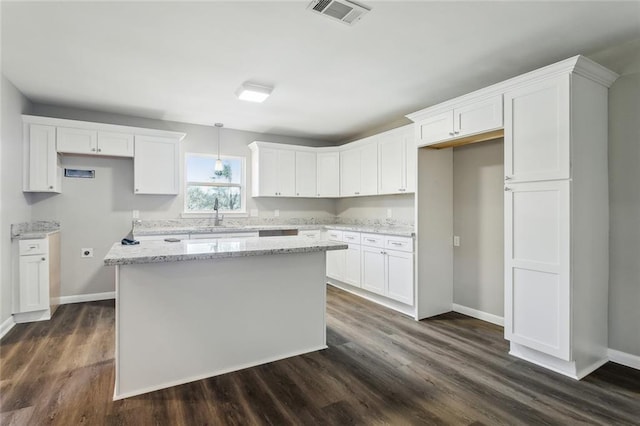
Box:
378, 125, 415, 194
340, 140, 378, 197
504, 75, 570, 182
295, 150, 317, 197
134, 135, 180, 195
57, 127, 134, 157
316, 151, 340, 197
23, 123, 61, 193
249, 143, 296, 197
414, 95, 503, 147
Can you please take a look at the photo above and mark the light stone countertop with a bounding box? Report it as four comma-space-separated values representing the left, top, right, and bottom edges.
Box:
323, 224, 414, 237
104, 236, 348, 266
11, 221, 60, 240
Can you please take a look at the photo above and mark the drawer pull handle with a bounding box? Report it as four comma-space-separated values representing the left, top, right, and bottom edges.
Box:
41, 257, 46, 261
366, 239, 376, 242
391, 242, 402, 246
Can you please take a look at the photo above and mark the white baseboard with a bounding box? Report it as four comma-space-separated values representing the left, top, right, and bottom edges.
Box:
0, 316, 16, 340
452, 303, 504, 326
608, 348, 640, 370
54, 291, 115, 305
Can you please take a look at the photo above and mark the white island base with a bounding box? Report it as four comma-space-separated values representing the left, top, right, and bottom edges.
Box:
114, 251, 327, 400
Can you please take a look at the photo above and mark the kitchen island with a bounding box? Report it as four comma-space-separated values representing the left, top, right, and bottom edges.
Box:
104, 236, 347, 400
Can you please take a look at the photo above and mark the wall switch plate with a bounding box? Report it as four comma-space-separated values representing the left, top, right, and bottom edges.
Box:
274, 209, 280, 217
387, 209, 393, 218
250, 209, 259, 217
453, 236, 460, 247
132, 210, 140, 219
81, 248, 94, 258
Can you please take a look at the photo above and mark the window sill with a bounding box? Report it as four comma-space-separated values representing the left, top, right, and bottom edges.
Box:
181, 212, 249, 219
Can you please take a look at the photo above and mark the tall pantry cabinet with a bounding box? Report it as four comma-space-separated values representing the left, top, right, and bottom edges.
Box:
503, 59, 618, 379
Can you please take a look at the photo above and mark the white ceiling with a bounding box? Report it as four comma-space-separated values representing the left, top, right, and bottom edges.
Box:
2, 1, 639, 142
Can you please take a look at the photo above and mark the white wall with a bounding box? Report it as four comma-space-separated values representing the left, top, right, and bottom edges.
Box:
452, 139, 504, 317
0, 75, 33, 324
608, 70, 640, 357
28, 104, 336, 298
335, 193, 414, 225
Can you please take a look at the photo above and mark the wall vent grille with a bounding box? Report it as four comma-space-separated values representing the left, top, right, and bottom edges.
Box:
307, 0, 371, 26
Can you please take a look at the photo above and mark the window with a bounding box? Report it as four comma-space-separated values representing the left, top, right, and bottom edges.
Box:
185, 153, 246, 214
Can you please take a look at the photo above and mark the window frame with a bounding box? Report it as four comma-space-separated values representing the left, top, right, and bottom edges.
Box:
183, 152, 247, 216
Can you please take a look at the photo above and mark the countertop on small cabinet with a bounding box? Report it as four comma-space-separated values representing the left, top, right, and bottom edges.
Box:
104, 236, 348, 266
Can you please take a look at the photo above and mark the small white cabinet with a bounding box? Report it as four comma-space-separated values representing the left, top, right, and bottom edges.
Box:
14, 233, 61, 323
134, 135, 180, 195
504, 75, 570, 182
295, 151, 317, 197
326, 230, 346, 281
249, 143, 296, 197
378, 125, 416, 194
23, 123, 61, 193
415, 95, 503, 147
316, 151, 340, 197
340, 141, 378, 197
57, 127, 134, 157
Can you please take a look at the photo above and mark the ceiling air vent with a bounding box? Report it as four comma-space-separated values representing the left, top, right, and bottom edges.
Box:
308, 0, 371, 26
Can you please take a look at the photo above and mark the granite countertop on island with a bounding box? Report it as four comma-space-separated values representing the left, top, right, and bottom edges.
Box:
104, 236, 348, 266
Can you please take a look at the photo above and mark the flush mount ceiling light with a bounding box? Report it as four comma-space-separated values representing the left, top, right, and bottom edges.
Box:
307, 0, 371, 26
235, 82, 273, 103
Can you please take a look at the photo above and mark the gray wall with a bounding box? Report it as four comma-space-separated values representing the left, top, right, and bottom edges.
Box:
1, 75, 33, 324
452, 139, 504, 317
608, 70, 640, 357
28, 104, 336, 298
335, 193, 414, 224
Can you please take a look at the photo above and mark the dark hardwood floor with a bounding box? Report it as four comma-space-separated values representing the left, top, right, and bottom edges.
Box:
1, 286, 638, 425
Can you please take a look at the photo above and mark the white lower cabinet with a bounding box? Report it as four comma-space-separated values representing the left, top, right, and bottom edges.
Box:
326, 230, 414, 309
14, 233, 61, 323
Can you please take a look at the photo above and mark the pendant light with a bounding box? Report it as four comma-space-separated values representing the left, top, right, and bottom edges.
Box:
214, 123, 224, 172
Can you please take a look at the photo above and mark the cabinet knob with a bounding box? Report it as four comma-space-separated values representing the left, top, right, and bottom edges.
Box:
49, 186, 53, 189
454, 131, 460, 135
91, 148, 96, 152
297, 193, 299, 196
41, 257, 46, 261
449, 131, 455, 136
505, 176, 512, 180
317, 194, 320, 196
504, 187, 512, 192
135, 189, 139, 192
97, 148, 102, 153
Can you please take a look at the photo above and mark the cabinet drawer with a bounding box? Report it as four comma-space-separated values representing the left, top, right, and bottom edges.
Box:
384, 236, 413, 253
342, 232, 361, 244
135, 234, 190, 241
360, 233, 384, 248
19, 239, 48, 255
326, 230, 343, 242
299, 230, 321, 240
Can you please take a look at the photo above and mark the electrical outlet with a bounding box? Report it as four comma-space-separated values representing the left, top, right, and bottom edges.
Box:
453, 236, 460, 247
81, 248, 94, 258
274, 209, 280, 217
132, 210, 140, 219
387, 209, 393, 218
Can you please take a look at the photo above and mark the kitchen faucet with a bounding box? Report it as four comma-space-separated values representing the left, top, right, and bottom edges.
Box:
213, 197, 224, 226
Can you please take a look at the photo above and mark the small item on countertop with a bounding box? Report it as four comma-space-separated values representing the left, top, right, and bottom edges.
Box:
164, 238, 181, 242
121, 238, 140, 245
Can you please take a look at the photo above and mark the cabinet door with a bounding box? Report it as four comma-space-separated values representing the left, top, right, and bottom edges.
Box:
386, 250, 414, 305
404, 129, 417, 193
416, 110, 454, 147
326, 249, 346, 281
98, 131, 134, 157
255, 147, 279, 196
317, 152, 340, 197
134, 135, 180, 195
19, 254, 49, 312
504, 75, 570, 182
295, 151, 317, 197
344, 244, 361, 287
504, 180, 570, 360
359, 142, 378, 196
340, 148, 361, 196
56, 127, 98, 154
277, 149, 296, 197
378, 135, 404, 194
454, 95, 503, 137
361, 246, 385, 295
26, 124, 60, 192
